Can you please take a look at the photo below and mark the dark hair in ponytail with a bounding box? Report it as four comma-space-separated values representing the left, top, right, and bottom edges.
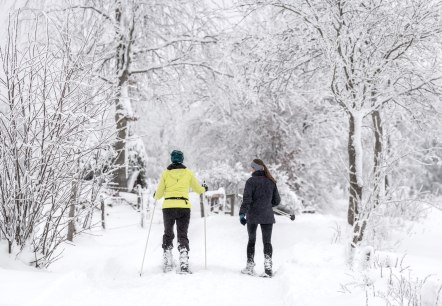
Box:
253, 159, 276, 183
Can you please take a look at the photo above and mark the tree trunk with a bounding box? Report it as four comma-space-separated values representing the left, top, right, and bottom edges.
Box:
348, 113, 367, 247
385, 135, 391, 193
347, 113, 363, 226
113, 89, 128, 191
67, 181, 78, 242
112, 48, 130, 191
372, 110, 383, 207
110, 2, 134, 191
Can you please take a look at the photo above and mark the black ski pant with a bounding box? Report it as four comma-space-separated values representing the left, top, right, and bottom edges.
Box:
246, 223, 273, 263
162, 208, 191, 252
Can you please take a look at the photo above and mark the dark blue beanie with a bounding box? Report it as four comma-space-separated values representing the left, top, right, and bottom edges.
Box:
171, 150, 184, 163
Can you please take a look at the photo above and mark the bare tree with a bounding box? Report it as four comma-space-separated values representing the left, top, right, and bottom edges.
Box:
0, 9, 112, 267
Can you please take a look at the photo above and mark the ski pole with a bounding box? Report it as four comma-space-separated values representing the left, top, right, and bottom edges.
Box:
139, 200, 157, 277
203, 182, 207, 269
272, 207, 296, 221
204, 200, 207, 269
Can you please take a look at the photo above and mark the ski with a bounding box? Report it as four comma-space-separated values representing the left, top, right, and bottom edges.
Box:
241, 270, 277, 278
241, 270, 257, 277
176, 269, 193, 275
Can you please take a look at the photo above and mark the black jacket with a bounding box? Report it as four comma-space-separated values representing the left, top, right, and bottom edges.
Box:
239, 170, 281, 224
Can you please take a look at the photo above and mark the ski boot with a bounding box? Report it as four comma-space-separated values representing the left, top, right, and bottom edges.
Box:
261, 255, 273, 278
241, 260, 256, 276
162, 247, 174, 273
178, 248, 191, 274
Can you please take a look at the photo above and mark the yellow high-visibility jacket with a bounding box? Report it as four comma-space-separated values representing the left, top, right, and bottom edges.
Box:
154, 168, 205, 208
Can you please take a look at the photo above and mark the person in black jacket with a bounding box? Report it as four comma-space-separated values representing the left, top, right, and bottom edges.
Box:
239, 159, 281, 277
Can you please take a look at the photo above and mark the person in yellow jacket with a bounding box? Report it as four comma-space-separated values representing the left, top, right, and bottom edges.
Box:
154, 150, 207, 273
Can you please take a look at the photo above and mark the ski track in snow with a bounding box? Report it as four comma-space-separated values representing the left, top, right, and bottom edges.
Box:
1, 202, 442, 306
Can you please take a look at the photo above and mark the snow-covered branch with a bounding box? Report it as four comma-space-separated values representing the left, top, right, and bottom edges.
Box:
133, 36, 218, 55
130, 61, 233, 78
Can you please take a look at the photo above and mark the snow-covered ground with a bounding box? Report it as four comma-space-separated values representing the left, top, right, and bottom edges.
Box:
1, 200, 441, 306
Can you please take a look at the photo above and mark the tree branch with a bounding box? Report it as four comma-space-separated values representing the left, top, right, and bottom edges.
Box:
133, 36, 218, 56
54, 6, 112, 23
130, 61, 233, 78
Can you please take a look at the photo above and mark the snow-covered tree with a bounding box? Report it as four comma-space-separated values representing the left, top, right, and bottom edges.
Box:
237, 0, 442, 247
0, 9, 112, 266
56, 0, 221, 190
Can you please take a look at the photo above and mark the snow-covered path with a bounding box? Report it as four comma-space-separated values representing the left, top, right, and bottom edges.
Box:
0, 203, 347, 306
1, 202, 441, 306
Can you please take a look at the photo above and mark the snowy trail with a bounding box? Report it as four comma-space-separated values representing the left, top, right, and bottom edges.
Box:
0, 203, 349, 306
1, 203, 441, 306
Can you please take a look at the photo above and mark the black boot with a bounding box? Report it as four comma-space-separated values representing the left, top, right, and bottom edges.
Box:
263, 255, 273, 277
162, 247, 174, 272
241, 260, 256, 275
178, 248, 191, 274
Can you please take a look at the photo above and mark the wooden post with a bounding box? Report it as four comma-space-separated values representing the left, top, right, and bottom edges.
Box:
200, 194, 204, 218
137, 184, 142, 210
226, 194, 235, 216
140, 186, 145, 228
100, 194, 106, 229
231, 195, 235, 216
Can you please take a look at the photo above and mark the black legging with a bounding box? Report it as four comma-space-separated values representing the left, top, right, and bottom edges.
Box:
162, 208, 191, 251
246, 223, 273, 262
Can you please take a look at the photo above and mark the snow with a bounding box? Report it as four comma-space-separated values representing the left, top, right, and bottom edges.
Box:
397, 210, 442, 277
1, 200, 442, 305
118, 84, 134, 119
204, 188, 227, 211
204, 188, 226, 198
352, 111, 364, 187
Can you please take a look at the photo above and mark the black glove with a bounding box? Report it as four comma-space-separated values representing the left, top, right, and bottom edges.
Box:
202, 183, 208, 192
239, 213, 247, 226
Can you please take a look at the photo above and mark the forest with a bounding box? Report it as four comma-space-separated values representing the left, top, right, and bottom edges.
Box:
0, 1, 442, 305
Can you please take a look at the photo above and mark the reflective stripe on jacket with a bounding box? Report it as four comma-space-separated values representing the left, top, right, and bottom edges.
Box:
154, 167, 205, 208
